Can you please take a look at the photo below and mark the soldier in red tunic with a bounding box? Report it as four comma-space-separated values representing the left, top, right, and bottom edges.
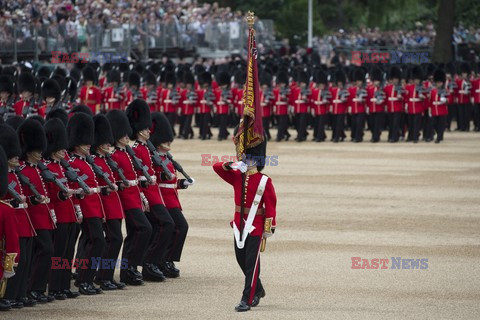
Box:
366, 67, 386, 143
310, 70, 330, 142
40, 79, 62, 117
404, 66, 425, 143
273, 70, 291, 141
43, 119, 79, 300
0, 125, 36, 308
141, 71, 160, 113
91, 114, 126, 290
471, 63, 480, 131
180, 72, 196, 139
160, 72, 180, 136
150, 112, 194, 277
102, 70, 124, 112
330, 69, 349, 142
455, 63, 472, 132
289, 71, 310, 142
260, 72, 274, 141
348, 68, 367, 143
0, 146, 21, 311
232, 70, 246, 125
214, 71, 232, 141
0, 75, 17, 121
213, 137, 277, 312
196, 72, 214, 140
427, 69, 449, 143
67, 113, 106, 295
384, 66, 404, 142
124, 72, 143, 108
126, 100, 173, 282
106, 110, 152, 286
17, 119, 55, 304
14, 73, 38, 118
78, 67, 102, 115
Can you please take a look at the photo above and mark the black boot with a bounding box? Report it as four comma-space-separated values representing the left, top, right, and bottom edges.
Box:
78, 282, 97, 295
111, 280, 126, 290
18, 296, 37, 307
63, 289, 80, 299
142, 263, 166, 282
0, 299, 11, 311
251, 288, 266, 307
234, 300, 251, 312
120, 266, 144, 286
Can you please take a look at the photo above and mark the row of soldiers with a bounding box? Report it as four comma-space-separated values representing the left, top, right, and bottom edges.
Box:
0, 99, 194, 311
1, 60, 480, 144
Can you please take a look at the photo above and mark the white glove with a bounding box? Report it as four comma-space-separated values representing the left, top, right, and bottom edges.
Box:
263, 231, 274, 239
184, 177, 195, 186
440, 97, 447, 103
230, 161, 247, 173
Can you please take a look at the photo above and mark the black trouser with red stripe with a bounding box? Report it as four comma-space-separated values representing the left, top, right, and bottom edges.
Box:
182, 114, 194, 139
50, 222, 77, 291
166, 208, 189, 262
218, 114, 229, 139
430, 115, 447, 142
122, 209, 152, 267
165, 112, 177, 136
77, 217, 106, 284
314, 115, 327, 141
5, 237, 33, 299
144, 204, 173, 265
234, 235, 264, 305
97, 219, 123, 281
387, 112, 402, 142
29, 229, 53, 293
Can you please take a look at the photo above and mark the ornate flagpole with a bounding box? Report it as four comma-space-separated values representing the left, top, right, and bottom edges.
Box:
239, 11, 256, 241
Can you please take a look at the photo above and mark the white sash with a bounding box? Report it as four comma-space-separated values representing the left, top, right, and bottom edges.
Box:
233, 175, 269, 249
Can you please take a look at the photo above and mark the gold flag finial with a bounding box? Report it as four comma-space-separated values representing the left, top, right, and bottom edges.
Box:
246, 11, 255, 28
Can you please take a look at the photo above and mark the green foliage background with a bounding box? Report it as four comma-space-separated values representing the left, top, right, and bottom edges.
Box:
200, 0, 478, 45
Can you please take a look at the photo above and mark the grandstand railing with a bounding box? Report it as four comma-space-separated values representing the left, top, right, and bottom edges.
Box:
0, 19, 277, 62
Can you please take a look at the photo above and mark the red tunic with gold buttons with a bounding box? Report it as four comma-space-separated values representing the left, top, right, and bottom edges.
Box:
92, 154, 124, 220
110, 147, 143, 211
428, 88, 449, 117
0, 200, 21, 274
329, 87, 347, 114
160, 88, 179, 113
44, 160, 77, 223
404, 84, 425, 114
232, 87, 245, 117
366, 85, 386, 113
102, 86, 124, 111
195, 89, 213, 114
310, 87, 330, 116
68, 155, 105, 219
131, 141, 164, 206
154, 154, 184, 210
18, 162, 56, 230
79, 85, 102, 115
213, 162, 277, 237
2, 170, 36, 237
14, 99, 45, 118
384, 84, 404, 113
289, 87, 309, 114
273, 87, 289, 116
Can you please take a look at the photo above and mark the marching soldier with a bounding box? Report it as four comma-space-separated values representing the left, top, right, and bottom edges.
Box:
330, 69, 348, 143
289, 71, 310, 142
455, 63, 472, 132
472, 64, 480, 131
260, 72, 274, 141
0, 75, 16, 121
43, 119, 79, 300
213, 135, 277, 312
404, 66, 425, 143
348, 68, 367, 143
366, 66, 386, 143
161, 72, 180, 136
273, 70, 291, 141
310, 70, 330, 142
124, 72, 142, 107
126, 100, 172, 282
384, 66, 404, 142
427, 69, 449, 143
151, 112, 194, 277
67, 113, 106, 295
196, 72, 214, 140
102, 70, 124, 112
180, 72, 196, 139
106, 110, 152, 286
232, 70, 246, 126
14, 72, 43, 118
0, 125, 36, 308
17, 119, 56, 304
214, 71, 232, 141
142, 71, 160, 113
78, 67, 102, 115
0, 146, 21, 312
91, 114, 126, 290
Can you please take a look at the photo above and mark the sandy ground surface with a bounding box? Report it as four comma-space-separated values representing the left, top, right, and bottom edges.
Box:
3, 128, 480, 320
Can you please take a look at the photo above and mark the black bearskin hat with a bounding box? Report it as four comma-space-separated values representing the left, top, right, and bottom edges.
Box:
66, 77, 77, 101
353, 68, 365, 82
67, 113, 94, 149
275, 70, 289, 85
36, 66, 51, 78
165, 72, 176, 86
144, 71, 157, 86
5, 116, 25, 131
199, 72, 212, 86
69, 68, 82, 83
314, 70, 328, 85
433, 69, 446, 83
17, 118, 47, 159
51, 74, 66, 93
411, 65, 424, 80
92, 114, 114, 150
216, 71, 231, 86
82, 66, 97, 83
126, 99, 152, 140
0, 124, 21, 159
128, 72, 141, 88
150, 112, 174, 146
0, 146, 8, 198
370, 66, 383, 82
297, 71, 309, 84
44, 118, 68, 157
184, 72, 195, 85
46, 108, 69, 126
460, 62, 471, 74
70, 105, 93, 117
445, 62, 456, 76
107, 70, 121, 84
42, 78, 61, 102
106, 110, 132, 141
0, 75, 13, 94
18, 72, 36, 93
29, 115, 45, 126
234, 70, 246, 85
260, 72, 273, 86
388, 66, 402, 80
53, 67, 67, 78
334, 69, 346, 84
